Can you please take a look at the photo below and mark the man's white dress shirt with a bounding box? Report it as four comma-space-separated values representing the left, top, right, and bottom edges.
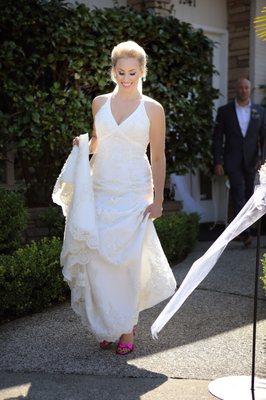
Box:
235, 99, 251, 137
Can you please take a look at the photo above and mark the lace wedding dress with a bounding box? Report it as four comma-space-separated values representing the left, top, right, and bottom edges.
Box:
53, 93, 176, 342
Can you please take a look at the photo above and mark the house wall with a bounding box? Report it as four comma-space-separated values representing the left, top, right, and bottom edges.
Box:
227, 0, 251, 100
171, 0, 227, 30
127, 0, 172, 16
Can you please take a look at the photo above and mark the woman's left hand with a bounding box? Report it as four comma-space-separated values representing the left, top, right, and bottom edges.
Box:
143, 202, 163, 220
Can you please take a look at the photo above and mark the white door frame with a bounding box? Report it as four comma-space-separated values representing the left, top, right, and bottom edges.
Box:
189, 25, 228, 223
192, 24, 228, 110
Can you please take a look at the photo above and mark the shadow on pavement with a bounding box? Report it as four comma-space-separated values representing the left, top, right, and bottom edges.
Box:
0, 368, 168, 400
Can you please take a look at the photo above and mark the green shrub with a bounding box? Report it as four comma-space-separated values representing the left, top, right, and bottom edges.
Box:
0, 187, 28, 254
0, 237, 68, 319
0, 0, 218, 206
261, 253, 266, 291
155, 212, 199, 263
39, 206, 65, 239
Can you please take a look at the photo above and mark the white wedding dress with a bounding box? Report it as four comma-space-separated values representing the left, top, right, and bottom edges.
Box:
54, 93, 177, 342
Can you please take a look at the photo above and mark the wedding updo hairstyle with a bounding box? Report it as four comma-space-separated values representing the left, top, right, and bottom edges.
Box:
110, 41, 148, 84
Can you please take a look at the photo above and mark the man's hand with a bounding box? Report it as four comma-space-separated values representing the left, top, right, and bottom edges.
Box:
214, 164, 224, 176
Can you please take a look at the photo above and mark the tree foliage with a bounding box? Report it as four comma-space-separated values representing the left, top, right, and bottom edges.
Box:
0, 0, 218, 206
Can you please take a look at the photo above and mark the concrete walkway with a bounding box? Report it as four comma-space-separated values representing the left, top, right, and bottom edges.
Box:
0, 238, 265, 399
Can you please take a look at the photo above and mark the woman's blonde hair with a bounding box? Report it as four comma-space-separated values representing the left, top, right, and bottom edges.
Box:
110, 40, 147, 83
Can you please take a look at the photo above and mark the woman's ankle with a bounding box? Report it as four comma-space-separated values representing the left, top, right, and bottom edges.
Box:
120, 331, 134, 343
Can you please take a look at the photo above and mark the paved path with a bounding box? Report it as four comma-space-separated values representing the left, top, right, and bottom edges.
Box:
0, 238, 265, 399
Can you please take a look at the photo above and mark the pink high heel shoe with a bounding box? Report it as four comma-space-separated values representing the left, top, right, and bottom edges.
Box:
116, 341, 134, 355
116, 326, 136, 355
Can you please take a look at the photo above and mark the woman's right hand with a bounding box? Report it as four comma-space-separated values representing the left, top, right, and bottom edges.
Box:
72, 137, 79, 147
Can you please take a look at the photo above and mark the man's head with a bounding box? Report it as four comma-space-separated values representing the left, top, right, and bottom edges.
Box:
236, 78, 251, 104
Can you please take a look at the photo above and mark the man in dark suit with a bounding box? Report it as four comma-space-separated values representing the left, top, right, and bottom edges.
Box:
213, 78, 266, 246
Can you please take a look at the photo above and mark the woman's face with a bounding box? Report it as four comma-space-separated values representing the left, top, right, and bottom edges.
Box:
113, 57, 143, 92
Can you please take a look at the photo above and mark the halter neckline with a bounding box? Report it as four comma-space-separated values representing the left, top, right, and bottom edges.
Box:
108, 94, 143, 128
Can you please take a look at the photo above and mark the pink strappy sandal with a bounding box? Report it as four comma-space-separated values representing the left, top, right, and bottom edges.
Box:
116, 341, 134, 355
99, 340, 113, 350
116, 326, 136, 355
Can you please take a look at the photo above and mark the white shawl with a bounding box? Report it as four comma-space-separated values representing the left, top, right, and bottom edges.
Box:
151, 164, 266, 339
52, 133, 99, 270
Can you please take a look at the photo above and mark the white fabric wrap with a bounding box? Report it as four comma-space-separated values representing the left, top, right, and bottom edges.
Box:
151, 163, 266, 339
52, 133, 99, 270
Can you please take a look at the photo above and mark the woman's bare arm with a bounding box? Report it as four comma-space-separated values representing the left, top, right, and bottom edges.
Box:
72, 95, 108, 152
89, 99, 99, 154
143, 100, 166, 219
150, 102, 166, 204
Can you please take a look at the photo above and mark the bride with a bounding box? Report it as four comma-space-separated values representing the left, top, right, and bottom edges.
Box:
62, 40, 176, 355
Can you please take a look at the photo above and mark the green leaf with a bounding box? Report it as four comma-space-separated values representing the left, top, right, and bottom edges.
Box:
32, 112, 40, 123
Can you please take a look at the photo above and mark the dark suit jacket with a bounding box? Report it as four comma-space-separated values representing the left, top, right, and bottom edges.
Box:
212, 101, 266, 173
